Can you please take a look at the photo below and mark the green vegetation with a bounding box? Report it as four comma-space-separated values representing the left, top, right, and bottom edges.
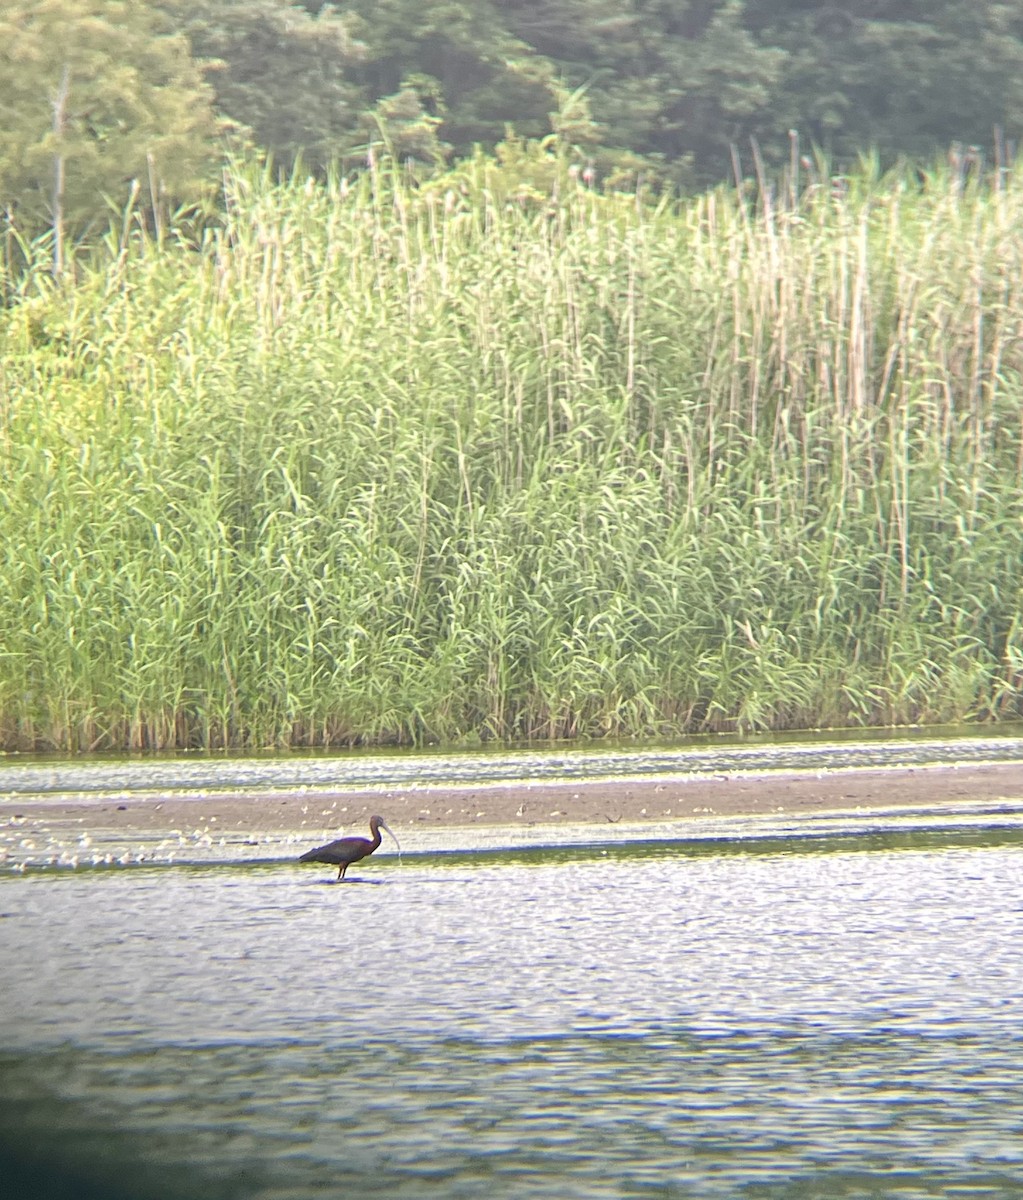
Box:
5, 1, 1023, 249
0, 0, 220, 269
2, 151, 1022, 750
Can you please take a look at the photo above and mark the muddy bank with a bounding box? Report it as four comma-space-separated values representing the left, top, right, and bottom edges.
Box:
5, 763, 1023, 842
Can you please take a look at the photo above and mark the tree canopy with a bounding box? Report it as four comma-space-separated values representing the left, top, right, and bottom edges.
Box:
0, 0, 219, 250
196, 0, 1023, 181
2, 0, 1023, 243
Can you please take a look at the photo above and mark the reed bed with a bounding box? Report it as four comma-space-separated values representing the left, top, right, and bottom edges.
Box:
2, 157, 1022, 750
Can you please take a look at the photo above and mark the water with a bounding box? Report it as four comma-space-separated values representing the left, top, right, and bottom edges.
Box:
3, 728, 1023, 799
3, 832, 1023, 1198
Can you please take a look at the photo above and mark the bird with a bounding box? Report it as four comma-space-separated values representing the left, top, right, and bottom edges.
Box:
299, 815, 400, 881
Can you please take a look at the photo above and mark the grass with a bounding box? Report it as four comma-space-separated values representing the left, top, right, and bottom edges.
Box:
1, 152, 1022, 750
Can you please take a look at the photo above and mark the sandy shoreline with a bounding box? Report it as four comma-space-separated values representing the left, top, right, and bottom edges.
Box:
5, 762, 1023, 842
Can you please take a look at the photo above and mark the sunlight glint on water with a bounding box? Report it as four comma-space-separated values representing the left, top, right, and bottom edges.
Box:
2, 841, 1022, 1198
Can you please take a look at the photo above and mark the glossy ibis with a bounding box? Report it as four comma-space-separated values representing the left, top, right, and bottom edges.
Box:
299, 815, 400, 881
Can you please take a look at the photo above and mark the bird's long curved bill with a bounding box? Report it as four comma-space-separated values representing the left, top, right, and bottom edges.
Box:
380, 820, 402, 861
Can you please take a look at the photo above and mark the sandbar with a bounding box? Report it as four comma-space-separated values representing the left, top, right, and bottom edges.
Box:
5, 763, 1023, 843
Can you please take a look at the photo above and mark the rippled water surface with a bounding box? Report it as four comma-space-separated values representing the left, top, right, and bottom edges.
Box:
4, 727, 1023, 798
3, 831, 1023, 1198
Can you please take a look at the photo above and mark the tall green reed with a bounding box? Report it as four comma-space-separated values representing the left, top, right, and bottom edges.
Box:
1, 152, 1021, 749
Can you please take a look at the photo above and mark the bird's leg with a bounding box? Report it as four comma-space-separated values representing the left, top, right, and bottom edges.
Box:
337, 864, 347, 881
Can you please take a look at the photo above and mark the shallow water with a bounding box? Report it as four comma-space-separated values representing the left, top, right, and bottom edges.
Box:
3, 830, 1023, 1198
3, 727, 1023, 799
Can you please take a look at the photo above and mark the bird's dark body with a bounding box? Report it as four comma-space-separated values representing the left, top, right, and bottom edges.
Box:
299, 835, 376, 874
299, 814, 398, 880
